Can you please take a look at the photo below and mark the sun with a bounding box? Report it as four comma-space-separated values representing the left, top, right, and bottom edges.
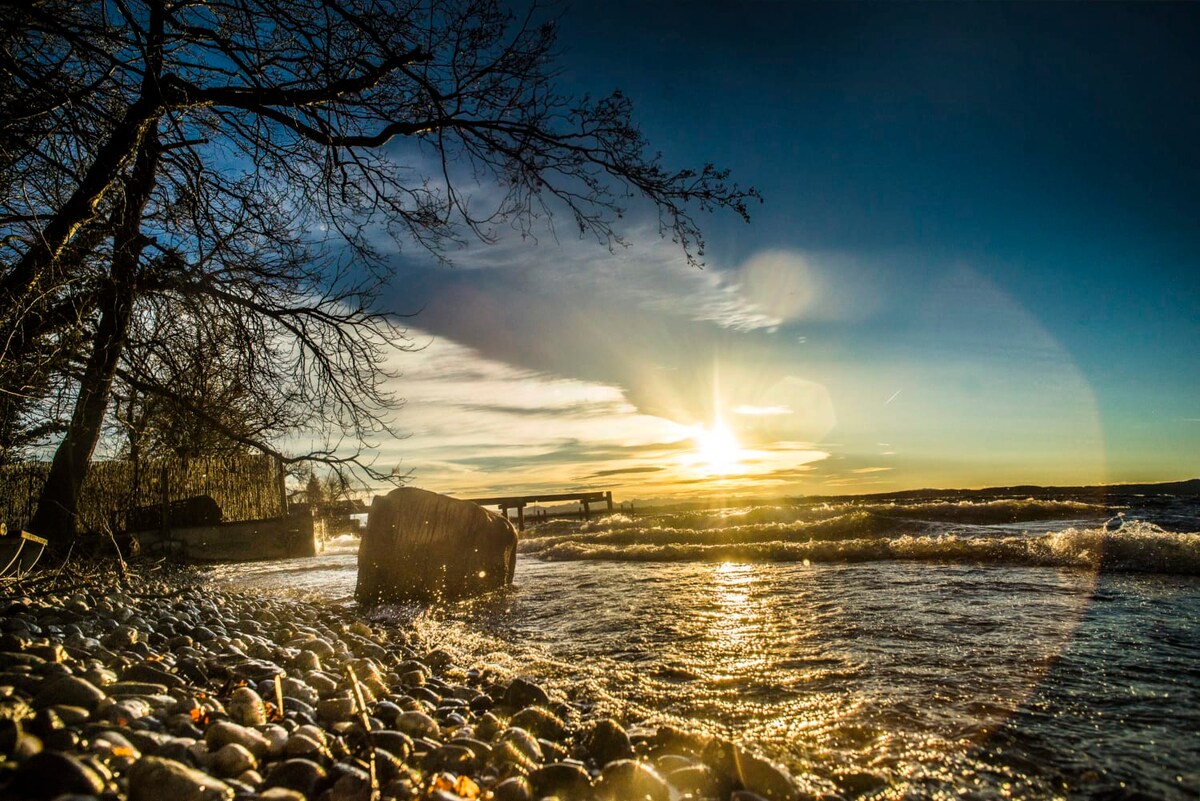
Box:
694, 422, 742, 475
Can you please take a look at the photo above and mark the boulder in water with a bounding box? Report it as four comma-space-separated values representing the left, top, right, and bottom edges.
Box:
356, 487, 517, 604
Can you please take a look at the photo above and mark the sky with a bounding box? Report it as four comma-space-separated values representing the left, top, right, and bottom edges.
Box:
358, 1, 1200, 501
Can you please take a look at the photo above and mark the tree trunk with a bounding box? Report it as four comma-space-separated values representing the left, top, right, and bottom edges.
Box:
29, 129, 160, 544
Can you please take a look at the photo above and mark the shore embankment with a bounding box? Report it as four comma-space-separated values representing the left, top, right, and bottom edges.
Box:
0, 560, 811, 801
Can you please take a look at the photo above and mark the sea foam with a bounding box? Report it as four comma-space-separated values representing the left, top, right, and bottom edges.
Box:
525, 520, 1200, 575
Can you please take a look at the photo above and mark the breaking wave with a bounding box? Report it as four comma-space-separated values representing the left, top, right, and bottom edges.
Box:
523, 521, 1200, 575
527, 498, 1106, 535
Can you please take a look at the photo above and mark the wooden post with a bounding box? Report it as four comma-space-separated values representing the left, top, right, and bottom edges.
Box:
606, 491, 613, 513
582, 500, 589, 520
517, 504, 525, 531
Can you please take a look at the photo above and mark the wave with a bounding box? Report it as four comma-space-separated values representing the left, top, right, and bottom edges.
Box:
525, 521, 1200, 575
523, 499, 1106, 539
519, 501, 1110, 555
520, 511, 901, 555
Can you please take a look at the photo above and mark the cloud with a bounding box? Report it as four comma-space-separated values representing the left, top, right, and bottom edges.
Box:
590, 466, 666, 478
733, 404, 793, 416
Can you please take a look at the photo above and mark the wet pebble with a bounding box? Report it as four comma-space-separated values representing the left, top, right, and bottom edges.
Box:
8, 750, 105, 799
210, 742, 258, 776
127, 755, 235, 801
594, 758, 671, 801
580, 718, 634, 766
31, 675, 105, 711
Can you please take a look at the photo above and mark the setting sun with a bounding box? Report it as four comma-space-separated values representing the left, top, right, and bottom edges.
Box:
694, 421, 743, 475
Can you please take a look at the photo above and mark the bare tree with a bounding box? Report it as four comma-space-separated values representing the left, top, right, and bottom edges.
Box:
1, 0, 759, 543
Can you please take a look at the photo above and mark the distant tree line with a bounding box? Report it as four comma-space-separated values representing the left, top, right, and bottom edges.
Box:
0, 0, 757, 544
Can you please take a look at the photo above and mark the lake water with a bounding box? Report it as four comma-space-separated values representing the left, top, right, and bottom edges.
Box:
213, 491, 1200, 799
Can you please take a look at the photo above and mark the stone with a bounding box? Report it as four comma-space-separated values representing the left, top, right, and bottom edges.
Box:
31, 676, 106, 711
491, 776, 533, 801
211, 742, 258, 777
107, 680, 169, 697
494, 727, 542, 771
327, 765, 372, 801
394, 710, 439, 739
371, 730, 413, 760
316, 695, 357, 723
368, 747, 405, 786
281, 677, 318, 705
503, 677, 550, 710
424, 743, 478, 773
8, 750, 104, 799
262, 723, 289, 757
259, 789, 307, 801
581, 718, 634, 766
263, 758, 328, 798
734, 748, 802, 801
284, 733, 326, 759
238, 768, 264, 787
0, 718, 44, 762
666, 763, 727, 798
356, 487, 518, 604
227, 686, 267, 726
304, 671, 337, 697
99, 698, 153, 725
509, 706, 566, 740
122, 661, 185, 688
528, 761, 592, 799
594, 759, 671, 801
127, 756, 235, 801
205, 720, 271, 757
123, 728, 175, 756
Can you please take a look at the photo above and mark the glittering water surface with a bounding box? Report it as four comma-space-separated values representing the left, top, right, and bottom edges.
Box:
213, 496, 1200, 799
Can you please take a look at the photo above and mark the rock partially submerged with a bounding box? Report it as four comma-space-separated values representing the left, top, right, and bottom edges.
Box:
356, 487, 518, 604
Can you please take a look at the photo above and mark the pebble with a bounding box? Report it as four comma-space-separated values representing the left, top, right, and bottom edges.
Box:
9, 750, 105, 799
259, 788, 307, 801
227, 685, 268, 725
0, 572, 810, 801
31, 675, 106, 711
667, 763, 727, 798
509, 705, 566, 739
594, 758, 671, 801
503, 677, 551, 709
529, 761, 592, 798
581, 718, 634, 766
492, 776, 534, 801
205, 720, 271, 757
128, 755, 235, 801
210, 742, 258, 776
394, 709, 439, 739
284, 732, 325, 758
735, 748, 803, 801
263, 757, 328, 797
316, 694, 357, 723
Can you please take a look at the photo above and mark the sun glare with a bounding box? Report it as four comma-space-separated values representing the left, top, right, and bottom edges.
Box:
695, 422, 742, 475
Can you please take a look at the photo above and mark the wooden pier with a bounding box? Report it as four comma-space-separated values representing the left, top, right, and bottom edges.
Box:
466, 490, 613, 530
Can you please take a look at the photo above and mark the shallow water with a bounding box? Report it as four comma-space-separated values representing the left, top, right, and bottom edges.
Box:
213, 495, 1200, 799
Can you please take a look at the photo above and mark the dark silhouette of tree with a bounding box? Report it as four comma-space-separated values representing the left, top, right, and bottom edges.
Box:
1, 0, 759, 543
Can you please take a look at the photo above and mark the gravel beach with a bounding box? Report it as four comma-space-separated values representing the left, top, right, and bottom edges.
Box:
0, 562, 810, 801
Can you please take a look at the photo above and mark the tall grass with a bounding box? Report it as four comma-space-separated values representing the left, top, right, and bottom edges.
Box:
0, 453, 284, 534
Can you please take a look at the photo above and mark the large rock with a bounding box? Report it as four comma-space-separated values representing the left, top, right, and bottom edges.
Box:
356, 487, 517, 604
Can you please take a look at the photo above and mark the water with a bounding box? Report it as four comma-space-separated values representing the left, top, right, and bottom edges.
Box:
213, 491, 1200, 799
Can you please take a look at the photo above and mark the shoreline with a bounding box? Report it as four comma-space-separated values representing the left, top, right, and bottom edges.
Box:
0, 560, 813, 801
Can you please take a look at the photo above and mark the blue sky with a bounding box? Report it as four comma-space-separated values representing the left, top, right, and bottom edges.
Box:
366, 1, 1199, 499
